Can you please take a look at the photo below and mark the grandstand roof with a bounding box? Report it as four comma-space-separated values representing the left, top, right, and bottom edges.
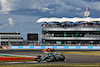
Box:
36, 17, 100, 23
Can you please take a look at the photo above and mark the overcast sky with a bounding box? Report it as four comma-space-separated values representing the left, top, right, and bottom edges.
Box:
0, 0, 100, 41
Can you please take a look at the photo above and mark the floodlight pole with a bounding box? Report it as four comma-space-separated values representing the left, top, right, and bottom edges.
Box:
38, 32, 39, 45
86, 5, 87, 11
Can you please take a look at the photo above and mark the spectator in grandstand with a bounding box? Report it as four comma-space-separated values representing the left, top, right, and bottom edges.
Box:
54, 43, 57, 45
46, 23, 49, 26
0, 45, 2, 48
47, 33, 49, 36
97, 44, 99, 46
85, 43, 87, 46
42, 24, 45, 27
79, 43, 81, 46
52, 33, 54, 37
87, 43, 88, 46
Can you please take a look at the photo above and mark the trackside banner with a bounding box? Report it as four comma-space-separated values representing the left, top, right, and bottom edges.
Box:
9, 46, 100, 49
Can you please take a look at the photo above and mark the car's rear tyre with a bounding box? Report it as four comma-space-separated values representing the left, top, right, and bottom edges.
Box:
37, 55, 41, 62
37, 59, 41, 62
60, 58, 65, 61
59, 56, 65, 61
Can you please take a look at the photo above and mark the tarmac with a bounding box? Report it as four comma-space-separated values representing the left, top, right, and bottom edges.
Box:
0, 50, 100, 64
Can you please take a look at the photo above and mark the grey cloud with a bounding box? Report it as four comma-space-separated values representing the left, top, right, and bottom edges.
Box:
83, 0, 100, 2
4, 0, 84, 18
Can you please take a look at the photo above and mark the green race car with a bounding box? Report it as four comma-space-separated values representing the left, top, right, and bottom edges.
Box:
36, 53, 66, 62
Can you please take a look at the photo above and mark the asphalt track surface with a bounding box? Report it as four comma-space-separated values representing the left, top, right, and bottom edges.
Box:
0, 50, 100, 64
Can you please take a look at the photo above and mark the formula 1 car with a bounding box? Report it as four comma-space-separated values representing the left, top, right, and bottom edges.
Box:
41, 48, 55, 52
36, 53, 65, 62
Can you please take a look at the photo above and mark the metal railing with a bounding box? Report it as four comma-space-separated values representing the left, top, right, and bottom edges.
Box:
42, 36, 100, 40
42, 35, 100, 37
42, 24, 100, 28
84, 35, 100, 37
42, 25, 100, 31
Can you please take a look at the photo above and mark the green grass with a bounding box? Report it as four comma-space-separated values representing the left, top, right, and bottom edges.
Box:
0, 59, 35, 63
0, 64, 100, 67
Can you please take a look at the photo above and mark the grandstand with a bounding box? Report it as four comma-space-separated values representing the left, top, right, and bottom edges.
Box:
37, 17, 100, 46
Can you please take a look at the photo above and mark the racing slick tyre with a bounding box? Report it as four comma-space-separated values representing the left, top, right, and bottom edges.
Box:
59, 55, 65, 61
37, 55, 41, 62
60, 58, 65, 61
37, 59, 41, 62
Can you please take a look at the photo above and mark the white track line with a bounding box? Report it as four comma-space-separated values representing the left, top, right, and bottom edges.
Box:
0, 53, 36, 58
26, 61, 38, 63
3, 61, 47, 64
5, 62, 23, 64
